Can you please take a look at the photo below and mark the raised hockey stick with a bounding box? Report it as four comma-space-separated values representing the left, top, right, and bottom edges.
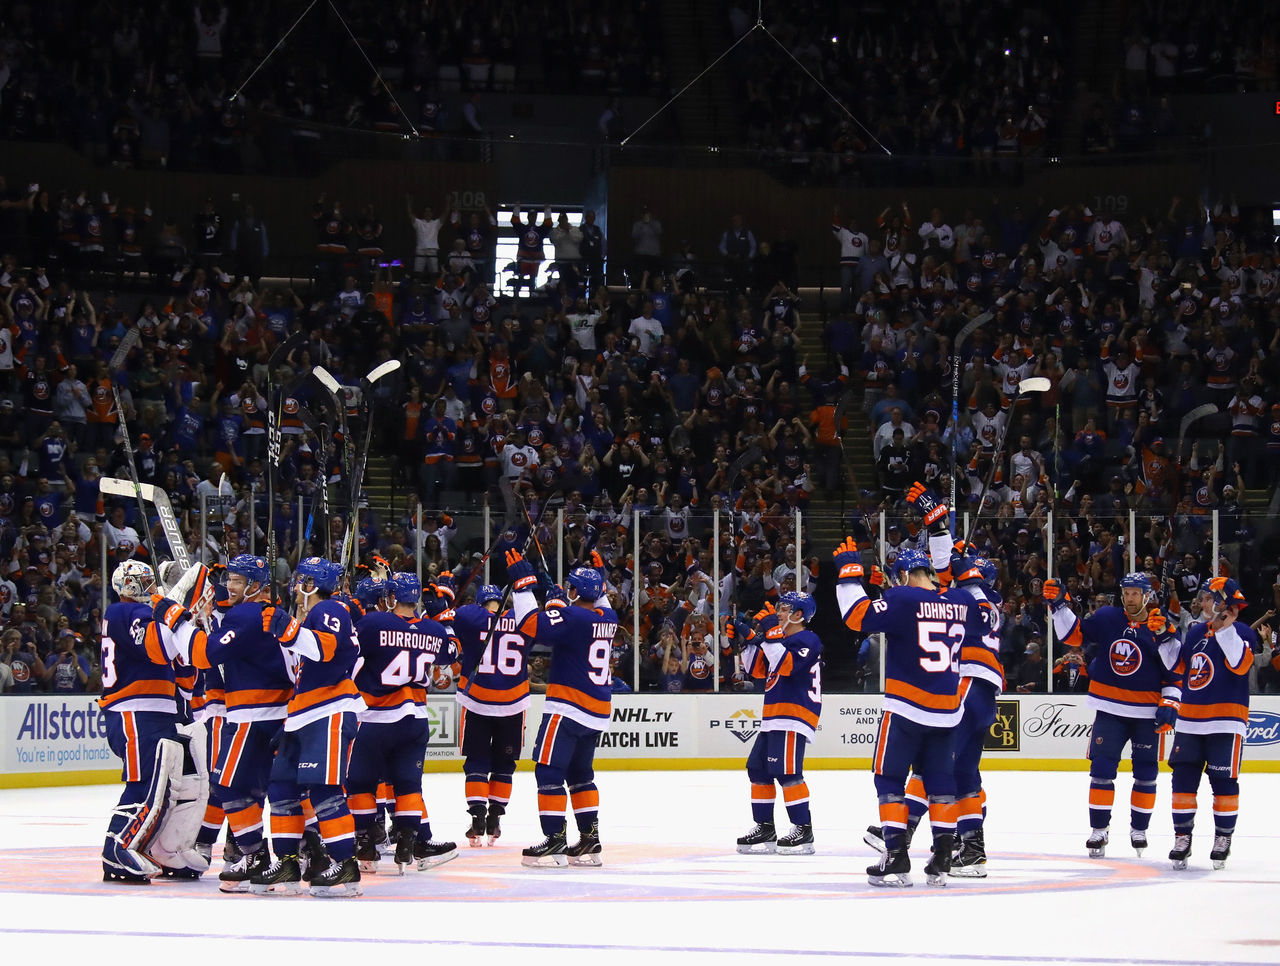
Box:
264, 332, 309, 601
725, 444, 765, 492
106, 328, 160, 564
345, 360, 403, 573
962, 376, 1051, 547
99, 476, 192, 570
296, 403, 331, 550
312, 366, 354, 569
453, 492, 567, 601
950, 310, 993, 531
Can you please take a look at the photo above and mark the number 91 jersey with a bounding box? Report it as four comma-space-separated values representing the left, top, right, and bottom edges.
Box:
521, 599, 618, 732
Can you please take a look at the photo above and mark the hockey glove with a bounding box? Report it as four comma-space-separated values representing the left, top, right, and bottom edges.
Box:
1042, 578, 1070, 609
152, 596, 190, 631
1146, 607, 1170, 637
833, 537, 862, 580
1155, 697, 1180, 735
590, 550, 605, 569
505, 550, 538, 591
262, 605, 300, 644
868, 565, 887, 588
905, 481, 949, 534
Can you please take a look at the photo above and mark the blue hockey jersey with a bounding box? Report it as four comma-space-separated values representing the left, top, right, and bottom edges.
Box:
99, 601, 178, 714
514, 590, 617, 731
741, 625, 822, 740
355, 610, 455, 723
454, 604, 530, 716
1051, 604, 1180, 719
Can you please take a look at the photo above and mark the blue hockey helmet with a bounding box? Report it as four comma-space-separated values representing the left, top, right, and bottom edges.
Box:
355, 575, 388, 608
390, 572, 422, 604
1119, 572, 1152, 594
891, 548, 933, 579
974, 557, 998, 588
476, 584, 503, 608
566, 566, 603, 602
1207, 576, 1247, 609
227, 554, 269, 587
778, 590, 816, 623
296, 556, 343, 592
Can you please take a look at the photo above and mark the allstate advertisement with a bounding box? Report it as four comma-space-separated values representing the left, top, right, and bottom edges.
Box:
0, 696, 118, 785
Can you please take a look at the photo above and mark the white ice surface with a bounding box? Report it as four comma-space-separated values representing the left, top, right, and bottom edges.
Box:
1, 769, 1278, 965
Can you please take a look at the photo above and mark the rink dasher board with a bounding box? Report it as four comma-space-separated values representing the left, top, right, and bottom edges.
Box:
3, 693, 1279, 787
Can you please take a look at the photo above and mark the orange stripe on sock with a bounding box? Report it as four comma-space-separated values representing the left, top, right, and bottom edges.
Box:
905, 775, 927, 800
928, 801, 958, 827
1213, 795, 1239, 813
302, 797, 316, 822
783, 782, 809, 804
570, 789, 599, 811
272, 813, 306, 837
377, 782, 394, 803
395, 793, 424, 818
489, 780, 513, 802
228, 803, 264, 836
1089, 787, 1116, 807
319, 814, 355, 842
751, 782, 776, 802
1172, 792, 1197, 810
957, 795, 983, 820
879, 801, 909, 827
348, 792, 376, 814
1131, 791, 1156, 811
537, 792, 567, 814
202, 803, 225, 827
465, 780, 490, 800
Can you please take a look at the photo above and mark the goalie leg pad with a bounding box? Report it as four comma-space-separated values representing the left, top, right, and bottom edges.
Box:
103, 736, 174, 879
144, 725, 211, 873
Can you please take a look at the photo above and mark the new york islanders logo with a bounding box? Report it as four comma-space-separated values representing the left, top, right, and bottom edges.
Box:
1108, 638, 1143, 676
1188, 651, 1214, 690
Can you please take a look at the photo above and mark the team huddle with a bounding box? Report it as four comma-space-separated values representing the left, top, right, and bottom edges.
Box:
98, 544, 615, 896
97, 480, 1253, 894
733, 481, 1254, 886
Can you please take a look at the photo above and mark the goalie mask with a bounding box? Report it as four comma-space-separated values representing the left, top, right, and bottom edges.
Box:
112, 561, 156, 601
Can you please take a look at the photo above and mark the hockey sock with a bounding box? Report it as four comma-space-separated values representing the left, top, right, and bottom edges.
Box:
267, 788, 304, 858
376, 782, 394, 827
393, 792, 425, 831
569, 783, 600, 833
980, 787, 988, 822
1130, 779, 1157, 832
348, 791, 377, 832
537, 785, 568, 835
489, 774, 513, 814
956, 792, 983, 836
224, 798, 266, 855
313, 789, 356, 862
750, 782, 776, 824
1171, 763, 1201, 834
1212, 794, 1239, 834
197, 800, 226, 846
1088, 780, 1115, 830
905, 774, 929, 830
464, 773, 490, 812
927, 799, 958, 844
782, 781, 811, 826
878, 799, 909, 852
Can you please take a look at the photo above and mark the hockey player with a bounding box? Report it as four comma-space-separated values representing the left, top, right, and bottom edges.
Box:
454, 583, 529, 846
99, 561, 184, 882
836, 515, 984, 888
734, 590, 822, 856
1167, 577, 1252, 870
250, 556, 366, 897
507, 553, 617, 868
190, 582, 235, 867
348, 572, 459, 873
153, 554, 298, 892
1044, 571, 1182, 857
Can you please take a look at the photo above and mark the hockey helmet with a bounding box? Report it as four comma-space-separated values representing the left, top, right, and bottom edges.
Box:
227, 554, 269, 588
296, 556, 343, 593
111, 560, 155, 600
778, 590, 816, 623
476, 584, 503, 608
1207, 576, 1247, 610
391, 572, 422, 604
566, 566, 603, 602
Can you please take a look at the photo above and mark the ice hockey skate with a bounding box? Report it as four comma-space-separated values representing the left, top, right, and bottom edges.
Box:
522, 829, 569, 868
355, 830, 380, 873
1169, 832, 1192, 870
219, 846, 270, 893
567, 822, 603, 866
1130, 828, 1147, 857
867, 847, 912, 888
309, 857, 363, 898
949, 830, 987, 878
1086, 828, 1109, 858
923, 833, 954, 886
736, 822, 777, 854
486, 807, 503, 846
248, 853, 303, 896
393, 828, 415, 875
300, 829, 330, 883
414, 837, 459, 870
776, 824, 815, 856
1210, 833, 1231, 870
465, 807, 486, 848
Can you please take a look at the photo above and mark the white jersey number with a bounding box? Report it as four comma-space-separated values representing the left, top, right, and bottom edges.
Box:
918, 621, 964, 673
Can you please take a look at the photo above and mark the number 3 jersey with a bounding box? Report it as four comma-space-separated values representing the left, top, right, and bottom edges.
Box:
354, 610, 457, 723
514, 591, 618, 732
453, 604, 530, 716
1050, 604, 1181, 719
839, 582, 984, 727
741, 627, 822, 740
99, 601, 179, 713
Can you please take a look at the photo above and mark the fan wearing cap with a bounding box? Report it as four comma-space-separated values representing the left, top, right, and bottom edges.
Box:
835, 501, 988, 888
1165, 577, 1253, 871
1043, 570, 1183, 859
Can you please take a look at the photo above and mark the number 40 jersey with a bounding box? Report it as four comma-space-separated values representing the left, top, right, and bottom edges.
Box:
354, 610, 458, 723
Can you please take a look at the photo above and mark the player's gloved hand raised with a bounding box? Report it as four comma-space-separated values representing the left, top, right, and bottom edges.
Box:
833, 537, 862, 579
590, 550, 605, 569
868, 565, 887, 588
1155, 697, 1179, 734
906, 481, 949, 534
545, 584, 569, 606
152, 596, 190, 630
262, 605, 300, 644
1042, 578, 1070, 608
505, 550, 537, 591
1146, 607, 1171, 637
753, 601, 775, 623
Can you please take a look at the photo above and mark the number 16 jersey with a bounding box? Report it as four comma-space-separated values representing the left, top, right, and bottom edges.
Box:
454, 604, 530, 717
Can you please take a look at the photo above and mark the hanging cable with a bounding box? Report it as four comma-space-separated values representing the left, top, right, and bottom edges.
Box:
326, 0, 421, 138
229, 0, 320, 105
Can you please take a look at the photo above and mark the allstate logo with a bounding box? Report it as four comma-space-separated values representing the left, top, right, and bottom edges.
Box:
1188, 652, 1214, 690
1246, 711, 1280, 746
1108, 638, 1142, 676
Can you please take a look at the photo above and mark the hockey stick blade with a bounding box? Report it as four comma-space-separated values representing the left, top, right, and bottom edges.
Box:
268, 331, 308, 371
99, 477, 191, 569
312, 366, 342, 396
1178, 403, 1217, 438
364, 359, 402, 385
955, 310, 993, 351
108, 328, 141, 373
1016, 376, 1052, 394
